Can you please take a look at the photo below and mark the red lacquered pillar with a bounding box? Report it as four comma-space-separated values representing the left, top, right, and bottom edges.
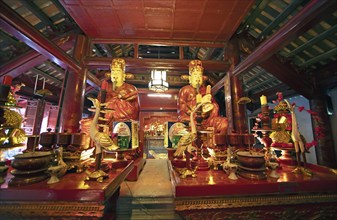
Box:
310, 97, 337, 168
58, 35, 90, 133
231, 75, 247, 134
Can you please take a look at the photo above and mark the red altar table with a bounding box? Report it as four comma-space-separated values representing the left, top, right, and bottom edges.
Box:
0, 161, 134, 219
169, 161, 337, 219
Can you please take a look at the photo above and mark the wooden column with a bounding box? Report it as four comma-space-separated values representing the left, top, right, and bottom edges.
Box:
225, 39, 246, 134
58, 35, 90, 132
224, 74, 233, 134
231, 75, 247, 134
310, 97, 337, 168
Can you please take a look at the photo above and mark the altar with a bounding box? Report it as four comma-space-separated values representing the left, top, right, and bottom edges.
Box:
0, 160, 134, 219
145, 136, 165, 158
169, 161, 337, 219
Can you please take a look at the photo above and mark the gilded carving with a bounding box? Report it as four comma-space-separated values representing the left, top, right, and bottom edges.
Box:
175, 193, 337, 211
0, 201, 104, 218
178, 205, 337, 220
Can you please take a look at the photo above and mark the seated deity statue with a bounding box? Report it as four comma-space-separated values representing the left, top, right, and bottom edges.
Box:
177, 60, 228, 134
98, 58, 140, 126
81, 59, 139, 135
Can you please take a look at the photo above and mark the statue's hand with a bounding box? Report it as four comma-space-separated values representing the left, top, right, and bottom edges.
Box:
118, 91, 127, 99
202, 94, 212, 103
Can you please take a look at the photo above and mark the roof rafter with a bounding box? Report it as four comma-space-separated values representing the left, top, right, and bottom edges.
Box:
0, 1, 81, 71
212, 0, 333, 99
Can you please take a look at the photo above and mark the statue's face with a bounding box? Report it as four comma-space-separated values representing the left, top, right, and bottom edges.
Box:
111, 68, 125, 87
189, 69, 203, 89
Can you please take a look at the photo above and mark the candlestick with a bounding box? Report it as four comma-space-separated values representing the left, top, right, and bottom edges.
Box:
261, 105, 271, 130
260, 95, 267, 105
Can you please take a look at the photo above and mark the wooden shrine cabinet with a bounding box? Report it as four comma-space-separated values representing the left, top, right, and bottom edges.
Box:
145, 136, 165, 158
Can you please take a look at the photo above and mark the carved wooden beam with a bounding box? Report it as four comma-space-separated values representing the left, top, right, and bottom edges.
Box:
312, 62, 337, 88
251, 82, 295, 103
0, 33, 74, 79
212, 0, 333, 97
259, 55, 314, 99
85, 57, 230, 72
92, 38, 226, 48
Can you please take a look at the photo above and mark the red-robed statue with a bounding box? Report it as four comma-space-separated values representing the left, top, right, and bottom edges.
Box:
99, 58, 139, 125
177, 60, 228, 134
81, 58, 139, 133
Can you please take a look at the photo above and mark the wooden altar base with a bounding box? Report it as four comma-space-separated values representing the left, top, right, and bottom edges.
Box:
103, 147, 146, 181
0, 160, 134, 219
104, 157, 146, 181
176, 200, 337, 219
169, 161, 337, 219
125, 157, 146, 181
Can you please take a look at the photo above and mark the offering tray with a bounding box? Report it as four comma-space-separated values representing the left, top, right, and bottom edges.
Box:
237, 167, 267, 180
9, 167, 50, 187
8, 173, 50, 187
10, 167, 48, 177
238, 165, 266, 172
11, 151, 52, 171
13, 151, 51, 159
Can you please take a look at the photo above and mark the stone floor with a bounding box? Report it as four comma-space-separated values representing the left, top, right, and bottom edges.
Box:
116, 159, 182, 219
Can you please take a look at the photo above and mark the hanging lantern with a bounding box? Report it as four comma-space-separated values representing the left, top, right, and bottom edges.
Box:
148, 70, 169, 93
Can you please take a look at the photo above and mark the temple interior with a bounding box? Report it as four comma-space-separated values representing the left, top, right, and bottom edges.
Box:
0, 0, 337, 219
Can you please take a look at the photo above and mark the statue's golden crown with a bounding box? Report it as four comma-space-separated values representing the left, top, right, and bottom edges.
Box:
189, 60, 203, 75
111, 58, 125, 71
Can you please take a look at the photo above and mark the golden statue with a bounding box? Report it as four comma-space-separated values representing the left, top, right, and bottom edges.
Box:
270, 100, 292, 144
286, 100, 312, 176
100, 58, 140, 125
86, 97, 118, 182
0, 84, 26, 146
177, 60, 228, 134
80, 58, 140, 140
174, 93, 213, 178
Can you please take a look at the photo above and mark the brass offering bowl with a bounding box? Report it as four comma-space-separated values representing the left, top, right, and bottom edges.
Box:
11, 151, 52, 171
236, 151, 265, 169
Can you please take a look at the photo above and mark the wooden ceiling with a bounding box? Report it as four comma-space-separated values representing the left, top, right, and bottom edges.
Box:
0, 0, 336, 111
59, 0, 253, 41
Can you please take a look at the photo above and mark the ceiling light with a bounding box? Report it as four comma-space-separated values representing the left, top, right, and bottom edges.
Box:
147, 93, 172, 98
148, 70, 169, 93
